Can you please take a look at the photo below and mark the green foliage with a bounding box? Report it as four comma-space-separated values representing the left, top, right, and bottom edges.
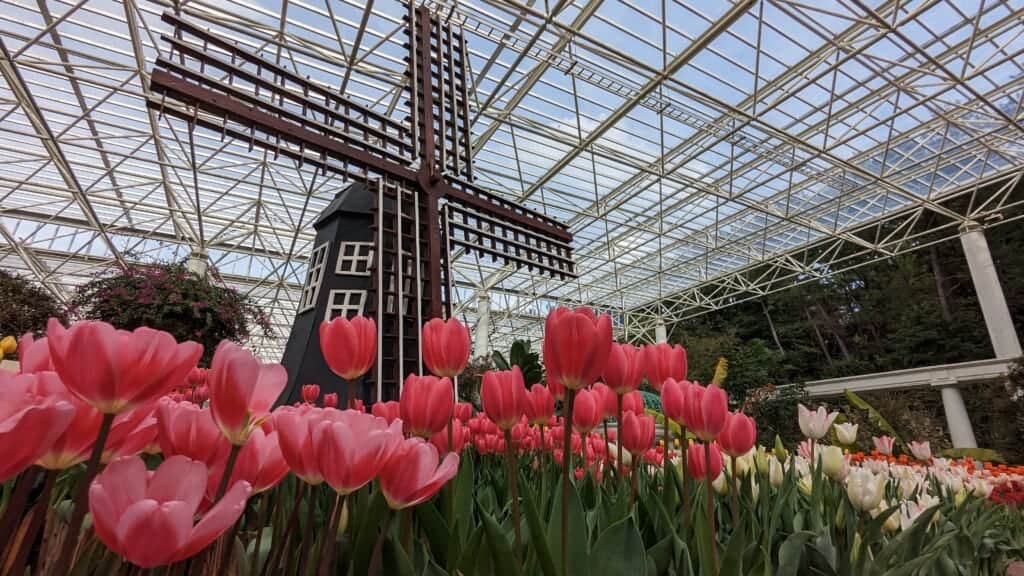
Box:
491, 339, 544, 385
0, 269, 67, 344
70, 261, 272, 364
743, 383, 809, 447
845, 389, 907, 451
939, 447, 1006, 464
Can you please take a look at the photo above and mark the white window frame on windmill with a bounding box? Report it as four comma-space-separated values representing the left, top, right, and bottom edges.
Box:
298, 242, 329, 313
336, 241, 375, 276
324, 289, 367, 321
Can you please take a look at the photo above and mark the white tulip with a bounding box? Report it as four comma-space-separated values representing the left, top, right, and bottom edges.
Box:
846, 468, 887, 511
713, 472, 728, 495
820, 445, 848, 481
750, 475, 760, 504
834, 423, 858, 445
907, 441, 931, 462
798, 404, 839, 440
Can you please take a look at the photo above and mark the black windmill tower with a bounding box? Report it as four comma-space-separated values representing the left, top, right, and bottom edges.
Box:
149, 4, 576, 405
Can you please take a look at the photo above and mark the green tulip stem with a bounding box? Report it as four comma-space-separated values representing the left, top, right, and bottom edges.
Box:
54, 411, 115, 574
252, 490, 271, 574
616, 394, 624, 489
262, 481, 305, 576
215, 443, 243, 503
504, 428, 522, 563
367, 508, 394, 576
318, 492, 345, 576
730, 456, 740, 529
680, 425, 691, 535
704, 443, 718, 575
296, 483, 318, 576
561, 387, 576, 576
630, 456, 639, 508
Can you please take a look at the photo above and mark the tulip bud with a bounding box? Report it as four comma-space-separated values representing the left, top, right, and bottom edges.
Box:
301, 384, 320, 405
820, 445, 847, 480
872, 435, 895, 456
798, 474, 813, 496
769, 456, 785, 488
713, 472, 728, 495
834, 422, 858, 445
907, 440, 931, 462
755, 446, 769, 475
323, 393, 338, 408
749, 475, 760, 504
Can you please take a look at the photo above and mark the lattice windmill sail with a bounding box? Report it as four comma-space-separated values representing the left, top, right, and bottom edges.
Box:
147, 5, 575, 403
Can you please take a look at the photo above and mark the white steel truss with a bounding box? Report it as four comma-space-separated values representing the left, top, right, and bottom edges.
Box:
2, 0, 1023, 359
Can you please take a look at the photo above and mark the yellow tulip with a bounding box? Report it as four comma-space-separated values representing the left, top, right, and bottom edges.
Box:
0, 335, 16, 356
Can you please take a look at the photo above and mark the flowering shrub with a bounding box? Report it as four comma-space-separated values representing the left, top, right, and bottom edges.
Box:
0, 269, 67, 343
0, 310, 1022, 575
70, 261, 272, 363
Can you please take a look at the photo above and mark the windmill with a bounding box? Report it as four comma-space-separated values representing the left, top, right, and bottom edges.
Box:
147, 5, 575, 402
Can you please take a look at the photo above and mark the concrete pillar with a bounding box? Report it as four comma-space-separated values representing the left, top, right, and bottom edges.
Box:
940, 386, 977, 448
959, 220, 1022, 358
654, 318, 668, 343
474, 292, 490, 359
185, 249, 209, 277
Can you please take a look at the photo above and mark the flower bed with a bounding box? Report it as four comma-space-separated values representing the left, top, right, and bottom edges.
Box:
0, 311, 1022, 575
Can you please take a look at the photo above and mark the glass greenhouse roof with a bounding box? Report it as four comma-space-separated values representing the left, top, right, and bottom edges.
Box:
2, 0, 1023, 358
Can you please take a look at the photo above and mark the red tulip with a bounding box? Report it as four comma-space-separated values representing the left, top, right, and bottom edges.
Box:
660, 378, 689, 425
687, 442, 723, 480
718, 412, 757, 457
684, 384, 728, 442
0, 371, 76, 480
208, 341, 287, 445
272, 404, 328, 484
323, 393, 339, 408
301, 384, 320, 405
157, 399, 230, 467
46, 319, 202, 414
17, 332, 53, 373
620, 411, 655, 456
523, 384, 555, 426
371, 400, 401, 424
641, 343, 687, 391
602, 343, 644, 394
311, 410, 403, 495
481, 366, 526, 431
592, 382, 617, 420
351, 398, 366, 412
379, 437, 459, 510
102, 404, 159, 463
23, 372, 101, 470
422, 318, 470, 378
621, 390, 645, 414
89, 456, 251, 568
453, 402, 473, 423
209, 425, 288, 495
571, 388, 603, 434
187, 367, 208, 387
542, 307, 613, 390
547, 378, 565, 402
400, 374, 453, 438
320, 316, 376, 380
431, 418, 468, 454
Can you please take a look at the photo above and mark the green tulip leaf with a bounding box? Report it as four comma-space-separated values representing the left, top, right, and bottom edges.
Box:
383, 537, 416, 576
481, 509, 522, 576
523, 484, 559, 576
547, 475, 590, 576
590, 517, 646, 576
417, 501, 450, 568
776, 531, 815, 576
349, 490, 389, 576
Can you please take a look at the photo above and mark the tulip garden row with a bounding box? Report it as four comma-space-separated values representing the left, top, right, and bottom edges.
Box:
1, 309, 1023, 575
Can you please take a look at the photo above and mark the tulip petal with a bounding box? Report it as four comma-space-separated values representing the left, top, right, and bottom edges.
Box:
116, 499, 191, 568
147, 455, 208, 512
177, 480, 252, 561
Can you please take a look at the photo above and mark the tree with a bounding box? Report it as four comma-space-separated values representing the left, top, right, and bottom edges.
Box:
0, 270, 67, 346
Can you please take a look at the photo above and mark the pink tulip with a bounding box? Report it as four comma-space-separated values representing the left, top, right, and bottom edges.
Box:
320, 316, 376, 380
422, 318, 471, 378
0, 371, 76, 480
310, 410, 403, 494
89, 456, 251, 568
621, 390, 645, 414
453, 402, 474, 423
379, 437, 459, 510
27, 373, 104, 470
523, 384, 555, 426
430, 418, 468, 454
272, 405, 329, 484
797, 404, 838, 440
592, 382, 617, 420
371, 400, 401, 424
481, 367, 526, 431
301, 384, 320, 405
642, 343, 687, 391
323, 393, 339, 408
186, 367, 207, 387
102, 405, 160, 463
46, 319, 202, 414
602, 343, 644, 395
687, 442, 723, 481
620, 411, 655, 456
208, 341, 287, 445
400, 374, 453, 438
542, 307, 613, 390
684, 384, 728, 442
209, 426, 289, 496
547, 378, 566, 402
660, 378, 689, 426
156, 399, 230, 467
718, 412, 757, 457
872, 435, 895, 456
571, 388, 603, 434
17, 332, 53, 373
908, 440, 931, 462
